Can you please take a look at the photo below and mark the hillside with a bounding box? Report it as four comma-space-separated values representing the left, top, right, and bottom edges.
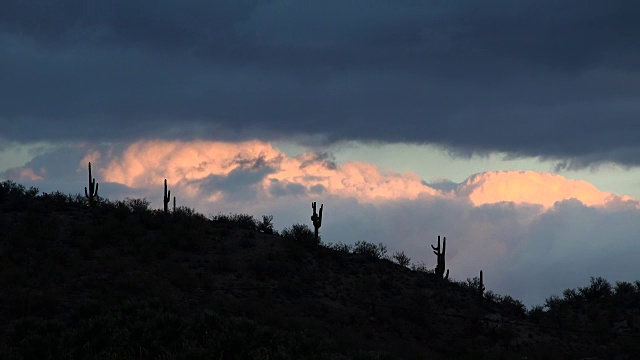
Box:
1, 180, 639, 359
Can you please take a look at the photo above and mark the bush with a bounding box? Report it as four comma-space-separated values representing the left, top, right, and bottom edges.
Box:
464, 276, 483, 292
212, 213, 258, 230
124, 198, 150, 213
410, 261, 431, 273
578, 277, 612, 300
543, 295, 562, 312
496, 295, 527, 318
324, 242, 353, 253
352, 241, 387, 259
562, 288, 582, 303
527, 305, 545, 324
392, 251, 411, 267
614, 281, 635, 297
257, 215, 276, 234
281, 223, 318, 245
0, 180, 38, 198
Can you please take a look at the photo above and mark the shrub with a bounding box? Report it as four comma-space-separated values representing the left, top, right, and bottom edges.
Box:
543, 295, 562, 312
614, 281, 635, 297
212, 213, 257, 230
578, 277, 612, 300
352, 241, 387, 259
281, 223, 317, 245
324, 242, 353, 253
0, 180, 38, 198
562, 288, 582, 303
392, 251, 411, 267
125, 198, 150, 213
257, 215, 276, 234
464, 276, 483, 291
496, 295, 527, 318
231, 214, 258, 230
410, 261, 431, 273
527, 305, 545, 324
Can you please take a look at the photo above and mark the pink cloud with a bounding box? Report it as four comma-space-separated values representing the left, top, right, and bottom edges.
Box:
100, 140, 439, 202
459, 170, 637, 209
2, 166, 45, 181
93, 140, 637, 210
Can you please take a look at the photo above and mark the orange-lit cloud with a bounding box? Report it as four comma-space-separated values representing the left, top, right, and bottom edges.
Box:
94, 140, 638, 210
100, 140, 439, 202
459, 170, 636, 209
2, 166, 45, 181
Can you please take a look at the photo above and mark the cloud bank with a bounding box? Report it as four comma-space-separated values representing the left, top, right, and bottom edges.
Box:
3, 139, 640, 306
1, 1, 639, 166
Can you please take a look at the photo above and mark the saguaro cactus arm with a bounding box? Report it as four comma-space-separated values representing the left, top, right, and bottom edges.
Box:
84, 162, 99, 206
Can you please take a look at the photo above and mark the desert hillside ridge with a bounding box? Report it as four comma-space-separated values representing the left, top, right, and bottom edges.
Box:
1, 175, 640, 359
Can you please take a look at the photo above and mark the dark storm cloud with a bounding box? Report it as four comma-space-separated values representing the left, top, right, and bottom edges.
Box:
1, 1, 639, 166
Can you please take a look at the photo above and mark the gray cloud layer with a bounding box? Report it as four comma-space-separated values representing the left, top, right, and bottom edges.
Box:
2, 1, 639, 166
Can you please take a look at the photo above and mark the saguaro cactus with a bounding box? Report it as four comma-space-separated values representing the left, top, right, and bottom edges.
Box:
172, 196, 176, 221
84, 162, 99, 207
431, 236, 449, 280
479, 270, 485, 299
311, 202, 323, 243
163, 179, 171, 215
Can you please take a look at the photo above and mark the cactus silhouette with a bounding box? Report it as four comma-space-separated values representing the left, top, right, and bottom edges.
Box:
173, 196, 176, 221
431, 236, 449, 280
163, 179, 171, 215
311, 202, 323, 243
84, 162, 99, 207
480, 270, 485, 299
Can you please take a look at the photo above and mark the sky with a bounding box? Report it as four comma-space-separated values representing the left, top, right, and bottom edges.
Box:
1, 1, 640, 307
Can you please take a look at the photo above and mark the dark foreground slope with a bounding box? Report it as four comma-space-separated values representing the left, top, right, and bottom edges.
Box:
1, 182, 639, 359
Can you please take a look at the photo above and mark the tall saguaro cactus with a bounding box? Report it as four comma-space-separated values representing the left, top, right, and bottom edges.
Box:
173, 196, 176, 221
84, 162, 99, 207
431, 236, 449, 280
479, 270, 485, 299
311, 202, 323, 243
163, 179, 171, 215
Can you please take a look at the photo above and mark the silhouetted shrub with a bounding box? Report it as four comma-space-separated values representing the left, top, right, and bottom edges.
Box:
579, 277, 612, 300
543, 295, 562, 312
39, 191, 74, 211
211, 213, 258, 230
281, 223, 317, 245
410, 261, 431, 273
323, 241, 353, 253
125, 197, 150, 213
527, 305, 545, 324
353, 241, 387, 259
257, 215, 275, 234
614, 281, 635, 297
496, 295, 526, 318
392, 251, 411, 267
0, 180, 38, 198
0, 180, 39, 210
463, 275, 483, 292
562, 288, 582, 303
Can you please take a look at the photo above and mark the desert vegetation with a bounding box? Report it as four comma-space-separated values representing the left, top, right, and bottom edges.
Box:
1, 171, 640, 359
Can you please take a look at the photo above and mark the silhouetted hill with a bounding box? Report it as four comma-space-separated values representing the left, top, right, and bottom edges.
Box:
1, 180, 639, 359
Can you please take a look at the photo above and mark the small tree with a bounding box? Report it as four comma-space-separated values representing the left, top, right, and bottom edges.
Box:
392, 251, 411, 267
